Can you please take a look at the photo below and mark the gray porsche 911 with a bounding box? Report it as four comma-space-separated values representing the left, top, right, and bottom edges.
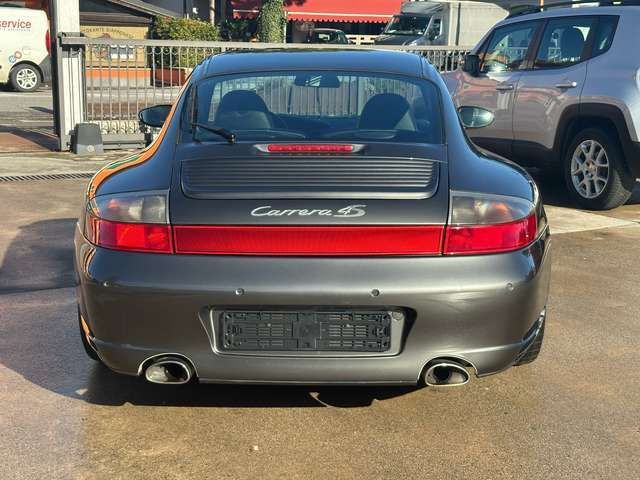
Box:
75, 50, 550, 387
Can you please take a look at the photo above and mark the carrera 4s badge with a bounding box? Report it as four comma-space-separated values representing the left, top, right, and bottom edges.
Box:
251, 204, 367, 218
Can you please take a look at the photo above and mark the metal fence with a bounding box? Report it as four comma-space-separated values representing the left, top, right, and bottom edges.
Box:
58, 36, 471, 148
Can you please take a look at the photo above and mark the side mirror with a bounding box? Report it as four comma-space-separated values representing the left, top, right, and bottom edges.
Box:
138, 104, 171, 128
462, 54, 480, 76
459, 106, 495, 129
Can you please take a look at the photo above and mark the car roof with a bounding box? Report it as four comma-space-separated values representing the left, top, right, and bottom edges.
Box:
198, 49, 429, 79
312, 28, 344, 33
498, 5, 640, 27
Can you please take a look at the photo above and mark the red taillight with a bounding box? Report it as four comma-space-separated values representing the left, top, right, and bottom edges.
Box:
45, 29, 50, 55
173, 225, 444, 256
266, 144, 355, 153
84, 191, 172, 253
443, 191, 540, 255
443, 213, 537, 255
86, 216, 173, 253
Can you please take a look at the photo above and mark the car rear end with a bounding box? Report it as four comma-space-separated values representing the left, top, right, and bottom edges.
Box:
75, 57, 550, 385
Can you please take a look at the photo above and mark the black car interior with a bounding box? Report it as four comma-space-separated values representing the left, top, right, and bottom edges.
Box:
190, 73, 442, 144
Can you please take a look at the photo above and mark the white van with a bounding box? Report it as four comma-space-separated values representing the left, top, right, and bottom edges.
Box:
0, 6, 50, 92
375, 1, 507, 47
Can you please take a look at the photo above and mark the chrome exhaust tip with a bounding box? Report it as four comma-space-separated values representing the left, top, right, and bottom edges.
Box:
424, 360, 470, 387
144, 357, 193, 385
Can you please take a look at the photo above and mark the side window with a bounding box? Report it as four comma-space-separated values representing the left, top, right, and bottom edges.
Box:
593, 16, 618, 56
534, 17, 595, 69
481, 22, 540, 73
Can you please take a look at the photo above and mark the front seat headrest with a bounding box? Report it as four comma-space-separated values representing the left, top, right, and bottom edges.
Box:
215, 90, 273, 130
560, 27, 585, 60
358, 93, 415, 131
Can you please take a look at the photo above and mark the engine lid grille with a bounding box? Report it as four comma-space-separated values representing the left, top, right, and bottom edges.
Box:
181, 156, 439, 199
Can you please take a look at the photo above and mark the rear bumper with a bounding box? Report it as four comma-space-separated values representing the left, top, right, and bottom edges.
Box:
75, 226, 551, 384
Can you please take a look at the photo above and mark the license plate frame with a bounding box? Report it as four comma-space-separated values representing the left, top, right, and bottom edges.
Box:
218, 310, 394, 353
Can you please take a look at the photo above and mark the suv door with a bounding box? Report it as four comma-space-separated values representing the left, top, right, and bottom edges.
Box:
512, 16, 598, 164
450, 20, 541, 158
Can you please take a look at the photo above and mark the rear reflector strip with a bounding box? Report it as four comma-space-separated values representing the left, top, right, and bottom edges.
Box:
443, 214, 537, 255
173, 225, 444, 256
85, 217, 539, 257
265, 144, 356, 153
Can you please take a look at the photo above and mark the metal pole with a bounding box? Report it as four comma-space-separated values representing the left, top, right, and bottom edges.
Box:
209, 0, 216, 24
49, 0, 84, 151
455, 3, 461, 47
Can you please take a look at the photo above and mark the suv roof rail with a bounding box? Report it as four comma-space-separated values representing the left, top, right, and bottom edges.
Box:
507, 0, 640, 19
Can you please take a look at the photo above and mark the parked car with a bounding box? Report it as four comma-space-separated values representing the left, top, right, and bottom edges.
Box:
0, 6, 50, 92
76, 50, 550, 387
305, 28, 350, 45
445, 3, 640, 210
374, 0, 506, 46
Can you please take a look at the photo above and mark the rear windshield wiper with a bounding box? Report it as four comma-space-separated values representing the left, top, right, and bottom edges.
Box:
192, 122, 236, 144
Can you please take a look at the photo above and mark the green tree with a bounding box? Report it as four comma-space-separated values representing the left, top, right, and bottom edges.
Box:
257, 0, 286, 43
151, 17, 220, 68
152, 16, 219, 42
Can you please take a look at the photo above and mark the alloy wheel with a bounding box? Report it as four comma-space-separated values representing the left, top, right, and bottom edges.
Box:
16, 68, 38, 91
570, 140, 610, 199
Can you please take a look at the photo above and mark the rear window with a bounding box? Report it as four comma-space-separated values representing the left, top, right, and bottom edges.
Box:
534, 17, 595, 69
185, 70, 443, 144
593, 16, 618, 55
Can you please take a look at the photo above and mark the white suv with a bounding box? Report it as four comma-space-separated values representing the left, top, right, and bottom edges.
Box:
445, 2, 640, 210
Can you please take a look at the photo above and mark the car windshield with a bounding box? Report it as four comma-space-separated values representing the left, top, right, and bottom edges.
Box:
186, 70, 442, 144
384, 15, 429, 35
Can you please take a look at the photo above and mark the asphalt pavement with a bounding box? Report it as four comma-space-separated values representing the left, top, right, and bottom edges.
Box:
1, 160, 639, 479
0, 87, 56, 152
0, 87, 53, 128
0, 86, 176, 153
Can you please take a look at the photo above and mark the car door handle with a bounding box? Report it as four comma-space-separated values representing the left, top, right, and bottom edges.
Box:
495, 83, 514, 91
555, 81, 577, 89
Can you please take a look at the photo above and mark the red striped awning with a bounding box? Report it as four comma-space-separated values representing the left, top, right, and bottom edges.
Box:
232, 0, 402, 23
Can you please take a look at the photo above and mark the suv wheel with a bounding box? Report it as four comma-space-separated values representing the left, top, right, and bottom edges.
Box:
9, 64, 41, 92
564, 128, 634, 210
